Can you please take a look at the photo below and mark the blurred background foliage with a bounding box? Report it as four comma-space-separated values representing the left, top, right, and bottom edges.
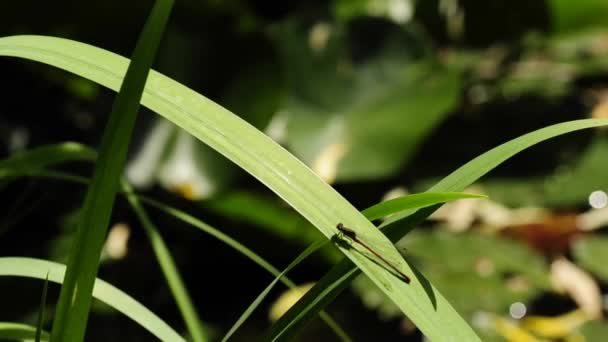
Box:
2, 0, 608, 340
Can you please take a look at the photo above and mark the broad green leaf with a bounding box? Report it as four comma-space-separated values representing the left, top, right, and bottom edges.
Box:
275, 21, 460, 181
0, 257, 185, 342
0, 322, 49, 342
572, 235, 608, 282
549, 0, 608, 32
403, 231, 549, 289
270, 118, 608, 340
362, 192, 486, 221
352, 231, 549, 321
0, 35, 478, 340
50, 1, 174, 340
578, 320, 608, 340
220, 54, 284, 131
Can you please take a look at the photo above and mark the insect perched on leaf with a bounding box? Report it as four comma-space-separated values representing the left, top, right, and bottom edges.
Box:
335, 223, 411, 284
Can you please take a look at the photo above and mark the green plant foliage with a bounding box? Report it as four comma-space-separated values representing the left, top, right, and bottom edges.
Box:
204, 191, 484, 258
578, 320, 608, 340
0, 141, 346, 339
447, 30, 608, 101
549, 0, 608, 33
362, 192, 486, 221
333, 0, 415, 23
269, 118, 608, 340
0, 257, 185, 341
0, 322, 49, 342
274, 21, 460, 181
572, 235, 608, 282
479, 135, 608, 207
221, 241, 337, 342
35, 274, 49, 342
0, 142, 95, 178
50, 1, 174, 340
404, 230, 550, 287
353, 230, 549, 321
0, 1, 602, 340
126, 117, 241, 200
0, 35, 481, 341
123, 181, 208, 342
203, 191, 325, 244
220, 57, 285, 131
0, 144, 487, 341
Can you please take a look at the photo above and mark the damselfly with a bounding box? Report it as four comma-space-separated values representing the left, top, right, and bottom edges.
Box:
336, 223, 411, 284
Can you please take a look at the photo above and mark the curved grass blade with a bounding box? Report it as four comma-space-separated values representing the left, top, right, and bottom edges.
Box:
0, 142, 95, 176
221, 241, 329, 342
49, 1, 174, 341
269, 118, 608, 340
0, 257, 185, 341
0, 32, 604, 337
0, 160, 349, 340
122, 180, 208, 342
0, 144, 491, 340
270, 261, 359, 341
9, 33, 600, 340
0, 142, 95, 191
35, 273, 49, 342
0, 322, 49, 342
0, 138, 211, 342
361, 192, 486, 221
139, 197, 350, 340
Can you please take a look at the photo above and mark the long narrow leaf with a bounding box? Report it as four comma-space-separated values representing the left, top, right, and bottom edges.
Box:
0, 158, 349, 340
35, 273, 49, 342
361, 192, 485, 221
122, 180, 207, 342
269, 118, 608, 340
0, 322, 49, 342
221, 241, 329, 342
0, 37, 478, 340
0, 257, 185, 341
50, 1, 173, 341
139, 197, 350, 339
0, 142, 95, 173
8, 34, 602, 340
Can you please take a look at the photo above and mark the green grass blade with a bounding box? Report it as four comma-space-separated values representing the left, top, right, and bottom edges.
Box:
49, 1, 173, 341
269, 262, 358, 341
0, 153, 349, 340
122, 180, 208, 342
139, 197, 349, 340
221, 241, 328, 342
0, 142, 95, 173
361, 192, 486, 221
0, 322, 49, 342
3, 36, 602, 340
0, 34, 479, 340
0, 257, 185, 341
382, 119, 608, 237
0, 142, 95, 189
35, 273, 49, 342
269, 118, 608, 340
